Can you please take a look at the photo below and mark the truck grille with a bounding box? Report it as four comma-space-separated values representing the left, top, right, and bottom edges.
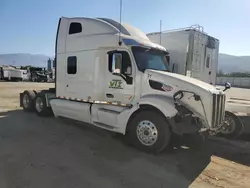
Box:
211, 94, 226, 128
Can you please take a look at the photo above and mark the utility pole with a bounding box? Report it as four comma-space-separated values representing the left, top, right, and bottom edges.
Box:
118, 0, 123, 46
160, 20, 162, 45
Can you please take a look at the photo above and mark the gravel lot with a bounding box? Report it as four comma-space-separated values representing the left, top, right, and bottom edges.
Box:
0, 82, 250, 188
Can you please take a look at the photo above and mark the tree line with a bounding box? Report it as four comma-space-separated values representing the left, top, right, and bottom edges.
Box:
217, 70, 250, 77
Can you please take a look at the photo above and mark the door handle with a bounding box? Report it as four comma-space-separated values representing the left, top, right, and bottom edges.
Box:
106, 93, 114, 98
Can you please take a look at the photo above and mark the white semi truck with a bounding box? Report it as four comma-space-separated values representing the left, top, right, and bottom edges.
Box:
20, 17, 229, 153
147, 26, 243, 139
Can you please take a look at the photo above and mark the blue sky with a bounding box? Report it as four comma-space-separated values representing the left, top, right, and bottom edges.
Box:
0, 0, 249, 56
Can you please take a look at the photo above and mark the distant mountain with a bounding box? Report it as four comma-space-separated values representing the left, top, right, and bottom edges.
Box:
218, 54, 250, 73
0, 53, 51, 67
0, 53, 249, 73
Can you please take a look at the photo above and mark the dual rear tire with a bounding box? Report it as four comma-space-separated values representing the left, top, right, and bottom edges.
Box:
34, 92, 53, 116
22, 90, 53, 116
22, 90, 36, 112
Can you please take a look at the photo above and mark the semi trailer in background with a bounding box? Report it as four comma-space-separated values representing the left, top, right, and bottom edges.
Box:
20, 17, 230, 153
0, 66, 25, 81
147, 25, 219, 85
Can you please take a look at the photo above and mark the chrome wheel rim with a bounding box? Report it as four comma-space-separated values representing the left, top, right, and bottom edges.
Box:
220, 115, 236, 134
23, 94, 30, 109
35, 97, 43, 112
136, 120, 158, 146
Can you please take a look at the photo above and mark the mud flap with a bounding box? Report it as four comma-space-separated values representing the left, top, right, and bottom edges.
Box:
168, 116, 201, 135
20, 93, 24, 107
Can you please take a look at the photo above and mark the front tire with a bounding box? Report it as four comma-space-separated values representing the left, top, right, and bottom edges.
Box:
126, 111, 171, 153
34, 92, 53, 117
218, 111, 243, 139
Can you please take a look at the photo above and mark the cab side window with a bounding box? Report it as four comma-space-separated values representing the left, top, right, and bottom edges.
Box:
67, 56, 77, 74
108, 51, 132, 75
69, 22, 82, 35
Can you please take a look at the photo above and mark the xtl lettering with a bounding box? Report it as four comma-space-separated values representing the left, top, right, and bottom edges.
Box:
109, 80, 123, 89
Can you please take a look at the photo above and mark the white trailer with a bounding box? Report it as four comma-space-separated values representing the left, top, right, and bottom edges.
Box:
20, 17, 229, 153
2, 67, 24, 81
147, 26, 219, 85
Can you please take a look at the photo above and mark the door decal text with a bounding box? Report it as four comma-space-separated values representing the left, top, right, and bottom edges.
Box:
109, 79, 123, 89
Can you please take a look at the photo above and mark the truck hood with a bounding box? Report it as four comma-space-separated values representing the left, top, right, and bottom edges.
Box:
145, 69, 222, 95
143, 69, 225, 124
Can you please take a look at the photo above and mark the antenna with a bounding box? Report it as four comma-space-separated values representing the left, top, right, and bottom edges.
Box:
160, 20, 162, 45
118, 0, 122, 46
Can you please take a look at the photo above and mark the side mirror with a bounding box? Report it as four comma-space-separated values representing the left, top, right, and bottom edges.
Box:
171, 63, 175, 73
223, 82, 231, 92
166, 55, 170, 65
125, 66, 132, 75
112, 53, 122, 74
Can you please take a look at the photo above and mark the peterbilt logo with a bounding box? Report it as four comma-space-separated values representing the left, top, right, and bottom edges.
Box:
161, 84, 173, 92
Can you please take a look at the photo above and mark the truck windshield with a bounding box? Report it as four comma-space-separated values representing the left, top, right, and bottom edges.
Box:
132, 46, 169, 72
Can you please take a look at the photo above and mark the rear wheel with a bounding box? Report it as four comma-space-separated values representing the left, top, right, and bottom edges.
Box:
34, 92, 53, 117
22, 90, 36, 112
126, 110, 171, 153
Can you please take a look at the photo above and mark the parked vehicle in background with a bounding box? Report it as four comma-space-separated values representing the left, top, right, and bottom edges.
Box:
21, 69, 29, 81
20, 17, 228, 153
28, 67, 48, 82
147, 25, 219, 85
0, 66, 24, 81
20, 66, 48, 82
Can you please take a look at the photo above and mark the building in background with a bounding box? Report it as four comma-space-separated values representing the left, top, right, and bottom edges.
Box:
47, 58, 52, 71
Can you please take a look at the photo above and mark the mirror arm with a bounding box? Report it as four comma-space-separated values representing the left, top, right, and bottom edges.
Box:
112, 72, 131, 84
112, 72, 126, 81
223, 87, 231, 92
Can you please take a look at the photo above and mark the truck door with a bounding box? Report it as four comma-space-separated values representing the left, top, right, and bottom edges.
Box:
65, 56, 78, 96
204, 47, 213, 84
192, 32, 216, 85
190, 31, 203, 80
104, 49, 135, 105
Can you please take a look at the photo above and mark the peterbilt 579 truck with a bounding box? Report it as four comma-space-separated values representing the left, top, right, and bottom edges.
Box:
20, 17, 228, 153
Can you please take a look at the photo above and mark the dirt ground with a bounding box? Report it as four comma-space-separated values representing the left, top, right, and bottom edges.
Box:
0, 82, 250, 188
